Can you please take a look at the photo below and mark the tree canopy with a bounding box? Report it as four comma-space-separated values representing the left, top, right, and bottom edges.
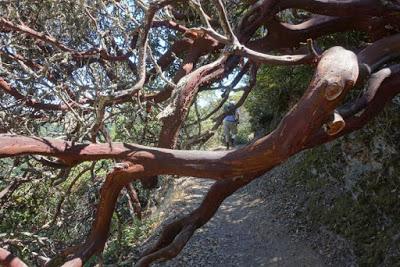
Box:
0, 0, 400, 266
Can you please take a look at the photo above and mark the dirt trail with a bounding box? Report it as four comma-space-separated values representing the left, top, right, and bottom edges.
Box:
142, 176, 327, 267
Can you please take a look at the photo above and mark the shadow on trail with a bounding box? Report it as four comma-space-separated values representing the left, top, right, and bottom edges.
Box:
140, 176, 326, 267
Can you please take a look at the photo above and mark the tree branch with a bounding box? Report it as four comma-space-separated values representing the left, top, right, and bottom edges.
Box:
0, 47, 359, 180
0, 247, 28, 267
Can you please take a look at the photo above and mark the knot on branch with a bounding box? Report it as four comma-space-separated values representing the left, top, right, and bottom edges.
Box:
324, 111, 345, 136
324, 79, 344, 101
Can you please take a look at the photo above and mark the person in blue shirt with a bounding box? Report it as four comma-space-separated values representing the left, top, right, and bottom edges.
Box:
223, 102, 239, 149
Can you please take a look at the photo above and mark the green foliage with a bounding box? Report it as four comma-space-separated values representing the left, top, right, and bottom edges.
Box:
0, 1, 190, 263
103, 217, 155, 265
284, 105, 400, 266
245, 65, 313, 134
246, 30, 400, 265
317, 31, 369, 51
0, 0, 397, 264
0, 157, 155, 265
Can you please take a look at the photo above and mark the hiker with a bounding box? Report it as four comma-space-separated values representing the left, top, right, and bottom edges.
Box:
223, 102, 239, 149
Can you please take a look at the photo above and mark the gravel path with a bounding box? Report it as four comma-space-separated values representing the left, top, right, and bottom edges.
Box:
142, 176, 327, 267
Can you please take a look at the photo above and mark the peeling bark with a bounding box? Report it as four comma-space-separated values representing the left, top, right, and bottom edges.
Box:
1, 47, 362, 266
1, 0, 400, 266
